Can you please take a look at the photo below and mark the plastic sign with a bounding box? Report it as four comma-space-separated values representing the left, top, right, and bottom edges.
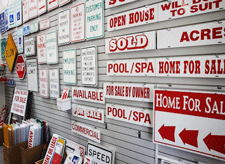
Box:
5, 8, 8, 31
104, 83, 154, 102
38, 0, 47, 15
16, 0, 22, 26
85, 0, 104, 39
0, 12, 5, 33
72, 87, 105, 104
4, 34, 18, 72
105, 32, 156, 54
30, 22, 39, 33
159, 0, 225, 21
61, 87, 69, 100
70, 3, 85, 43
17, 28, 24, 54
106, 103, 153, 127
40, 18, 50, 30
27, 59, 38, 92
23, 0, 29, 23
46, 31, 58, 64
8, 4, 15, 29
29, 0, 38, 19
154, 89, 225, 161
37, 33, 47, 64
49, 69, 60, 98
71, 121, 100, 143
105, 0, 136, 9
65, 139, 85, 160
59, 0, 71, 7
24, 38, 36, 56
24, 25, 30, 36
1, 38, 6, 59
81, 46, 97, 86
63, 49, 76, 84
48, 0, 59, 11
83, 156, 93, 164
107, 4, 158, 31
157, 21, 225, 49
8, 79, 16, 87
72, 104, 104, 123
10, 89, 28, 116
58, 10, 70, 45
39, 69, 49, 98
16, 55, 26, 79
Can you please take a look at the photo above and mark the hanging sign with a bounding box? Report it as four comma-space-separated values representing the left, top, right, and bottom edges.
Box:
154, 89, 225, 161
85, 0, 104, 39
10, 89, 28, 116
38, 0, 47, 15
16, 0, 22, 26
105, 0, 136, 9
72, 87, 105, 104
83, 156, 93, 164
5, 8, 8, 31
49, 69, 60, 98
23, 0, 29, 23
58, 10, 70, 45
40, 18, 50, 30
24, 25, 30, 36
106, 103, 153, 127
0, 12, 5, 33
61, 87, 69, 99
81, 46, 97, 86
158, 21, 225, 49
104, 83, 154, 102
48, 0, 59, 11
17, 28, 24, 54
46, 31, 58, 64
70, 3, 85, 43
39, 69, 49, 98
59, 0, 71, 7
27, 59, 38, 92
37, 33, 47, 64
105, 31, 156, 54
24, 38, 36, 56
71, 121, 100, 143
72, 104, 104, 123
1, 38, 6, 59
29, 0, 38, 19
30, 22, 39, 33
16, 55, 26, 79
63, 49, 76, 84
8, 4, 15, 29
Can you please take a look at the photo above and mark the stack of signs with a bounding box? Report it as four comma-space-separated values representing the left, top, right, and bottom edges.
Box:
27, 59, 38, 92
17, 28, 24, 54
24, 38, 36, 56
46, 31, 58, 64
15, 0, 22, 26
37, 33, 47, 64
1, 38, 6, 59
58, 10, 70, 45
49, 69, 60, 98
39, 69, 49, 98
63, 49, 76, 84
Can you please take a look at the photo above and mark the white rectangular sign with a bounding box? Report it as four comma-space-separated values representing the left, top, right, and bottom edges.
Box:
105, 0, 136, 9
16, 0, 22, 26
106, 103, 153, 127
81, 46, 97, 86
107, 4, 158, 31
70, 3, 85, 43
58, 10, 70, 45
27, 59, 38, 92
24, 38, 36, 56
40, 18, 50, 30
37, 33, 47, 64
23, 0, 29, 23
85, 0, 104, 39
49, 69, 60, 98
17, 28, 24, 54
30, 22, 39, 33
29, 0, 38, 19
39, 69, 49, 98
63, 49, 76, 84
104, 83, 154, 102
59, 0, 71, 7
8, 4, 15, 29
48, 0, 58, 11
105, 32, 156, 54
157, 21, 225, 49
38, 0, 47, 15
72, 104, 104, 123
71, 121, 100, 143
72, 87, 105, 104
159, 0, 225, 22
46, 31, 58, 64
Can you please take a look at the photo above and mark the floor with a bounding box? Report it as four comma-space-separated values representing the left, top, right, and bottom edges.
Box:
0, 146, 3, 164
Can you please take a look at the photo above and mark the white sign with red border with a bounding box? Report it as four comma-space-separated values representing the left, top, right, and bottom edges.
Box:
157, 21, 225, 49
72, 104, 104, 123
70, 3, 85, 43
38, 0, 47, 15
63, 49, 76, 84
107, 4, 158, 31
16, 55, 26, 79
59, 0, 70, 7
29, 0, 38, 19
154, 89, 225, 161
58, 10, 70, 45
27, 59, 38, 92
37, 33, 47, 64
72, 87, 105, 104
104, 83, 154, 102
39, 69, 49, 98
46, 31, 58, 64
105, 0, 136, 9
23, 0, 29, 23
40, 18, 50, 30
49, 69, 60, 99
48, 0, 58, 11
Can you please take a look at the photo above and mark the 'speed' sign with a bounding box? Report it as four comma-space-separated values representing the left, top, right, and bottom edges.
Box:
154, 89, 225, 161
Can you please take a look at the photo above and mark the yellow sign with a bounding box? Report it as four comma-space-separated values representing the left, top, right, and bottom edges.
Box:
4, 34, 18, 72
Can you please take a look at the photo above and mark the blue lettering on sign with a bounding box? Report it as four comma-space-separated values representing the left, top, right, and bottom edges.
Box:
19, 37, 21, 44
5, 9, 8, 31
1, 12, 5, 33
8, 79, 15, 87
17, 12, 20, 21
24, 26, 30, 36
10, 14, 14, 23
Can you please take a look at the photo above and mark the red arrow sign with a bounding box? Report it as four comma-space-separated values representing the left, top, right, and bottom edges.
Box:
203, 133, 225, 155
158, 124, 175, 142
179, 128, 199, 148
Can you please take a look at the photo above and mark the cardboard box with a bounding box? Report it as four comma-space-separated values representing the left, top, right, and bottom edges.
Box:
35, 159, 43, 164
0, 128, 3, 145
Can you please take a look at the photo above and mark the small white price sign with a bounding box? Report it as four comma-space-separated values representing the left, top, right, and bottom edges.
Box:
37, 33, 47, 64
46, 31, 58, 64
49, 69, 60, 98
40, 18, 50, 30
63, 49, 76, 84
58, 10, 70, 45
39, 69, 49, 98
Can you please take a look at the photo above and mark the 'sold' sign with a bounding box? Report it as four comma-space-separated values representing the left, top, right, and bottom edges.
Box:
105, 0, 136, 9
17, 28, 24, 54
59, 0, 71, 7
154, 89, 225, 161
46, 31, 58, 64
24, 38, 36, 56
48, 0, 58, 11
1, 38, 6, 59
27, 59, 38, 92
39, 69, 49, 98
29, 0, 38, 19
38, 0, 47, 15
40, 18, 50, 30
23, 0, 29, 23
49, 69, 60, 98
16, 55, 26, 79
63, 49, 76, 84
58, 10, 70, 45
37, 33, 47, 64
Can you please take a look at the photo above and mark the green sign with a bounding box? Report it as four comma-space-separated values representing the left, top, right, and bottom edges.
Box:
1, 38, 6, 59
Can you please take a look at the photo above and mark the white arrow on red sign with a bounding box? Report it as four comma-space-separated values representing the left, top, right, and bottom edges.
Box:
16, 55, 26, 79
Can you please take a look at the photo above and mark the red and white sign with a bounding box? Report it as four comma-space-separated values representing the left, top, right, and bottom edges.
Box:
66, 139, 85, 160
38, 0, 47, 15
159, 0, 225, 21
23, 0, 29, 23
37, 33, 47, 64
154, 89, 225, 161
71, 121, 100, 143
106, 103, 153, 127
84, 156, 93, 164
70, 3, 85, 43
72, 87, 105, 104
29, 0, 38, 19
105, 0, 136, 9
0, 108, 7, 128
39, 69, 49, 98
40, 18, 50, 30
157, 21, 225, 49
10, 89, 28, 116
105, 32, 156, 53
48, 0, 58, 11
107, 4, 158, 31
72, 104, 104, 123
61, 87, 69, 100
16, 55, 26, 79
104, 83, 154, 102
59, 0, 70, 7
